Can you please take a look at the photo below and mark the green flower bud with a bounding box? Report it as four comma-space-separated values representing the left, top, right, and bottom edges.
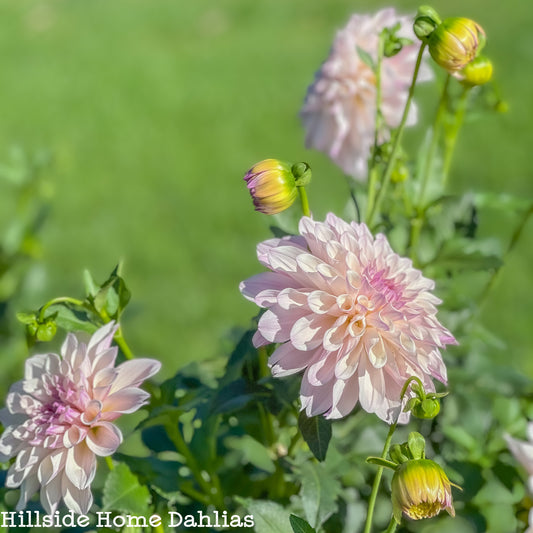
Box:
413, 6, 442, 41
36, 320, 57, 342
243, 159, 298, 215
428, 17, 486, 72
391, 459, 456, 523
412, 397, 441, 419
455, 55, 493, 86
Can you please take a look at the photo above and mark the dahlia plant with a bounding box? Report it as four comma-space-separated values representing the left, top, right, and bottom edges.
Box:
0, 4, 531, 533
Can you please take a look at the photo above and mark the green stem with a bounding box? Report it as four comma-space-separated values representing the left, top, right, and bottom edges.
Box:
367, 43, 427, 229
417, 74, 451, 207
442, 86, 470, 186
479, 202, 533, 308
105, 456, 114, 471
363, 423, 398, 533
153, 523, 165, 533
365, 34, 385, 222
38, 296, 85, 322
113, 325, 135, 360
363, 377, 418, 533
383, 517, 398, 533
298, 186, 311, 217
166, 424, 224, 509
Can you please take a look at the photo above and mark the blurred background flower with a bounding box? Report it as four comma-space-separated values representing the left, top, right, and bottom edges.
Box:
300, 7, 431, 179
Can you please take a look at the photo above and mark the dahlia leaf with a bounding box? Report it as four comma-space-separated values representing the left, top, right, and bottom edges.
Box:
102, 462, 151, 515
225, 435, 276, 474
298, 461, 340, 529
298, 412, 331, 462
212, 378, 271, 414
290, 514, 316, 533
237, 499, 291, 533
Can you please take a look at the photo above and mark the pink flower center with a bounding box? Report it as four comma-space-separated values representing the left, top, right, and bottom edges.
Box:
29, 375, 90, 447
364, 266, 405, 307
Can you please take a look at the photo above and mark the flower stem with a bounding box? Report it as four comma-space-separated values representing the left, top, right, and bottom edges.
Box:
417, 74, 451, 207
367, 43, 427, 229
383, 517, 398, 533
442, 86, 470, 186
298, 185, 311, 217
479, 202, 533, 308
363, 377, 418, 533
363, 422, 397, 533
38, 296, 85, 322
166, 423, 224, 509
112, 324, 135, 360
365, 33, 385, 222
105, 456, 114, 471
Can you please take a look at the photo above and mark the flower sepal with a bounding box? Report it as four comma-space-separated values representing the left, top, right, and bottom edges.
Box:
413, 6, 442, 42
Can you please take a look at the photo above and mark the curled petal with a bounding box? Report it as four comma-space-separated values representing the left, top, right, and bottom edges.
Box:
86, 422, 122, 457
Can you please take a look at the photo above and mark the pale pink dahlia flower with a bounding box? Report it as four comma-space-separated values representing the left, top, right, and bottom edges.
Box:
300, 8, 432, 179
240, 213, 455, 423
506, 424, 533, 489
0, 322, 161, 514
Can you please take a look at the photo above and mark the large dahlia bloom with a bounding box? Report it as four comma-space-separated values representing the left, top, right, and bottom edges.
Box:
240, 213, 455, 423
300, 8, 432, 179
0, 322, 161, 514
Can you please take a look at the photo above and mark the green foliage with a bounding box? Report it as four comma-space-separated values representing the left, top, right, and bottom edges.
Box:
298, 412, 332, 462
290, 514, 317, 533
102, 463, 151, 515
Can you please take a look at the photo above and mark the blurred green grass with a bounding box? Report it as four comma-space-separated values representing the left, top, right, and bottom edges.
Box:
0, 0, 531, 379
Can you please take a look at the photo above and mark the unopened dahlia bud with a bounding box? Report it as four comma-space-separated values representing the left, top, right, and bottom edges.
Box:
243, 159, 298, 215
455, 55, 493, 86
428, 17, 485, 72
413, 6, 442, 41
391, 459, 456, 522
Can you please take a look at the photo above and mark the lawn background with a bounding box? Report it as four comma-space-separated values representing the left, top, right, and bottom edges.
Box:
0, 0, 530, 382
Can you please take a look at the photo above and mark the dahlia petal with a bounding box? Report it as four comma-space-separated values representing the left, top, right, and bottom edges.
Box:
291, 314, 331, 351
252, 329, 270, 348
86, 422, 122, 456
65, 442, 96, 489
307, 351, 336, 386
505, 435, 533, 476
86, 321, 117, 360
330, 375, 360, 419
103, 387, 150, 414
62, 475, 93, 514
239, 272, 290, 305
63, 425, 87, 448
301, 378, 333, 418
335, 342, 363, 380
269, 343, 314, 377
61, 332, 78, 360
109, 359, 161, 394
81, 400, 103, 425
38, 449, 67, 485
277, 288, 310, 310
308, 290, 337, 314
40, 474, 62, 514
91, 347, 118, 375
258, 307, 307, 344
0, 426, 21, 460
323, 316, 350, 351
16, 475, 39, 511
367, 336, 388, 369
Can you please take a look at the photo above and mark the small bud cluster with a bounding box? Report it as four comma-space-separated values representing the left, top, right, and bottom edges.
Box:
403, 376, 447, 420
414, 6, 493, 86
